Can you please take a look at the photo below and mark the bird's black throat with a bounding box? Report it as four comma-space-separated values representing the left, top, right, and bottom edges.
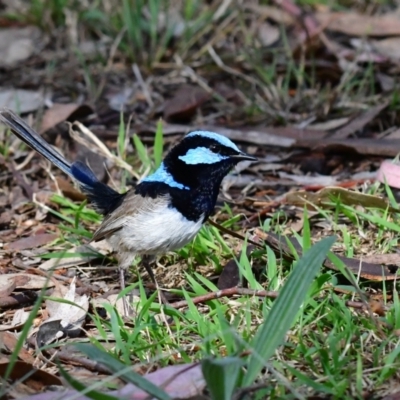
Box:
135, 160, 234, 222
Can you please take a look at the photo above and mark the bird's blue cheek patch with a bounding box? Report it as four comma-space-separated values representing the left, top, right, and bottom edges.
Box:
179, 147, 229, 165
141, 163, 189, 190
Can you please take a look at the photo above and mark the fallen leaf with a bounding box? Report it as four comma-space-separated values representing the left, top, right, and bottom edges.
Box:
361, 253, 400, 265
376, 72, 395, 91
6, 233, 58, 251
316, 12, 400, 37
244, 4, 294, 25
257, 230, 399, 281
115, 363, 205, 399
369, 298, 386, 316
18, 363, 204, 400
0, 360, 62, 387
257, 21, 280, 46
0, 273, 54, 290
40, 103, 92, 133
39, 243, 107, 270
377, 160, 400, 189
329, 102, 389, 139
0, 291, 38, 310
307, 117, 350, 131
11, 308, 30, 326
286, 186, 397, 211
107, 86, 137, 112
217, 259, 241, 290
93, 289, 140, 318
0, 276, 15, 297
38, 278, 89, 346
382, 391, 400, 400
0, 26, 44, 67
371, 37, 400, 61
164, 85, 210, 122
295, 138, 400, 157
0, 88, 44, 113
0, 331, 35, 363
279, 172, 338, 187
53, 177, 86, 202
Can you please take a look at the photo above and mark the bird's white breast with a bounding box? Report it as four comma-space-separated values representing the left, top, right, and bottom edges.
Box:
107, 203, 204, 256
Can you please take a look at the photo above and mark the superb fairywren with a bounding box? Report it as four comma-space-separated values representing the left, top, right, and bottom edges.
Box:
0, 109, 256, 305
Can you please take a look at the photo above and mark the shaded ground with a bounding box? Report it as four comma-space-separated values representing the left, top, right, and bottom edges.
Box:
2, 0, 400, 399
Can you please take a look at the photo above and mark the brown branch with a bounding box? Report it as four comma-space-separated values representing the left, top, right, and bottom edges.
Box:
170, 286, 370, 311
47, 348, 112, 375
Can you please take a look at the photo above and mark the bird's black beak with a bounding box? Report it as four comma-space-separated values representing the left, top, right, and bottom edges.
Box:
231, 152, 257, 162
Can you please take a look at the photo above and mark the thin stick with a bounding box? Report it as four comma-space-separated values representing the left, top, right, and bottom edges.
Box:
169, 286, 376, 312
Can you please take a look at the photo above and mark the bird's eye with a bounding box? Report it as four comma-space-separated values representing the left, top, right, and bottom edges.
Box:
209, 144, 219, 153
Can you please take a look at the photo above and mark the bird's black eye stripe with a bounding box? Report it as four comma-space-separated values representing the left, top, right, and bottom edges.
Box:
209, 143, 236, 157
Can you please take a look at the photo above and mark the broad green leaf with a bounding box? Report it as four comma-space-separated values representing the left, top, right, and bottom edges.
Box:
243, 236, 336, 385
202, 357, 244, 400
75, 344, 171, 400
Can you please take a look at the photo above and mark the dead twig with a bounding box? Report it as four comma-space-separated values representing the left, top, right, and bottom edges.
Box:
170, 286, 378, 313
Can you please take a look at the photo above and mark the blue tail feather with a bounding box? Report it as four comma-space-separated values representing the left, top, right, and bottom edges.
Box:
0, 109, 124, 215
71, 161, 99, 186
71, 161, 125, 214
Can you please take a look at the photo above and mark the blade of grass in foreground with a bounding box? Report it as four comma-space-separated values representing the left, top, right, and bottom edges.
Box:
75, 343, 171, 400
243, 236, 336, 386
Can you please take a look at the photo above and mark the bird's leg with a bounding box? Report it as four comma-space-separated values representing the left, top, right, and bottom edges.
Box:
142, 255, 169, 305
117, 254, 134, 317
119, 265, 130, 317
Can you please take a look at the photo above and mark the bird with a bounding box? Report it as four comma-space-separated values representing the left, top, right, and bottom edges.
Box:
0, 108, 256, 310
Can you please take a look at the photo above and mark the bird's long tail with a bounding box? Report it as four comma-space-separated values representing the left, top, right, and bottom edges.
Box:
0, 108, 124, 215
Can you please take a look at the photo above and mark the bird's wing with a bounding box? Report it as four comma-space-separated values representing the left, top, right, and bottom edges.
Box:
91, 190, 170, 242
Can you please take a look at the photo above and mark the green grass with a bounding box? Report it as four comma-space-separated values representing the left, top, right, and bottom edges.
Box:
6, 172, 400, 398
2, 0, 400, 398
3, 124, 400, 399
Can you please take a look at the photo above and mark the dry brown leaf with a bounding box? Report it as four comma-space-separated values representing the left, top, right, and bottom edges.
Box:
362, 253, 400, 265
40, 103, 92, 133
39, 243, 108, 270
257, 21, 280, 46
37, 277, 89, 346
0, 309, 30, 332
6, 233, 58, 251
0, 26, 44, 68
0, 276, 16, 298
93, 290, 140, 318
279, 172, 338, 187
244, 4, 294, 25
371, 37, 400, 61
308, 117, 350, 131
257, 230, 399, 281
0, 273, 54, 290
316, 12, 400, 37
329, 102, 389, 139
295, 138, 400, 157
286, 186, 396, 211
0, 88, 44, 113
0, 332, 35, 363
53, 177, 86, 202
164, 85, 210, 122
0, 360, 62, 387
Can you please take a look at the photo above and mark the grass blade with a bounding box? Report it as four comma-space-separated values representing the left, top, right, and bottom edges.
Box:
75, 343, 171, 400
153, 119, 164, 169
243, 236, 336, 386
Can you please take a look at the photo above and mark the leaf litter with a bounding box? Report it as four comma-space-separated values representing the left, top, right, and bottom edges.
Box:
1, 0, 400, 398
